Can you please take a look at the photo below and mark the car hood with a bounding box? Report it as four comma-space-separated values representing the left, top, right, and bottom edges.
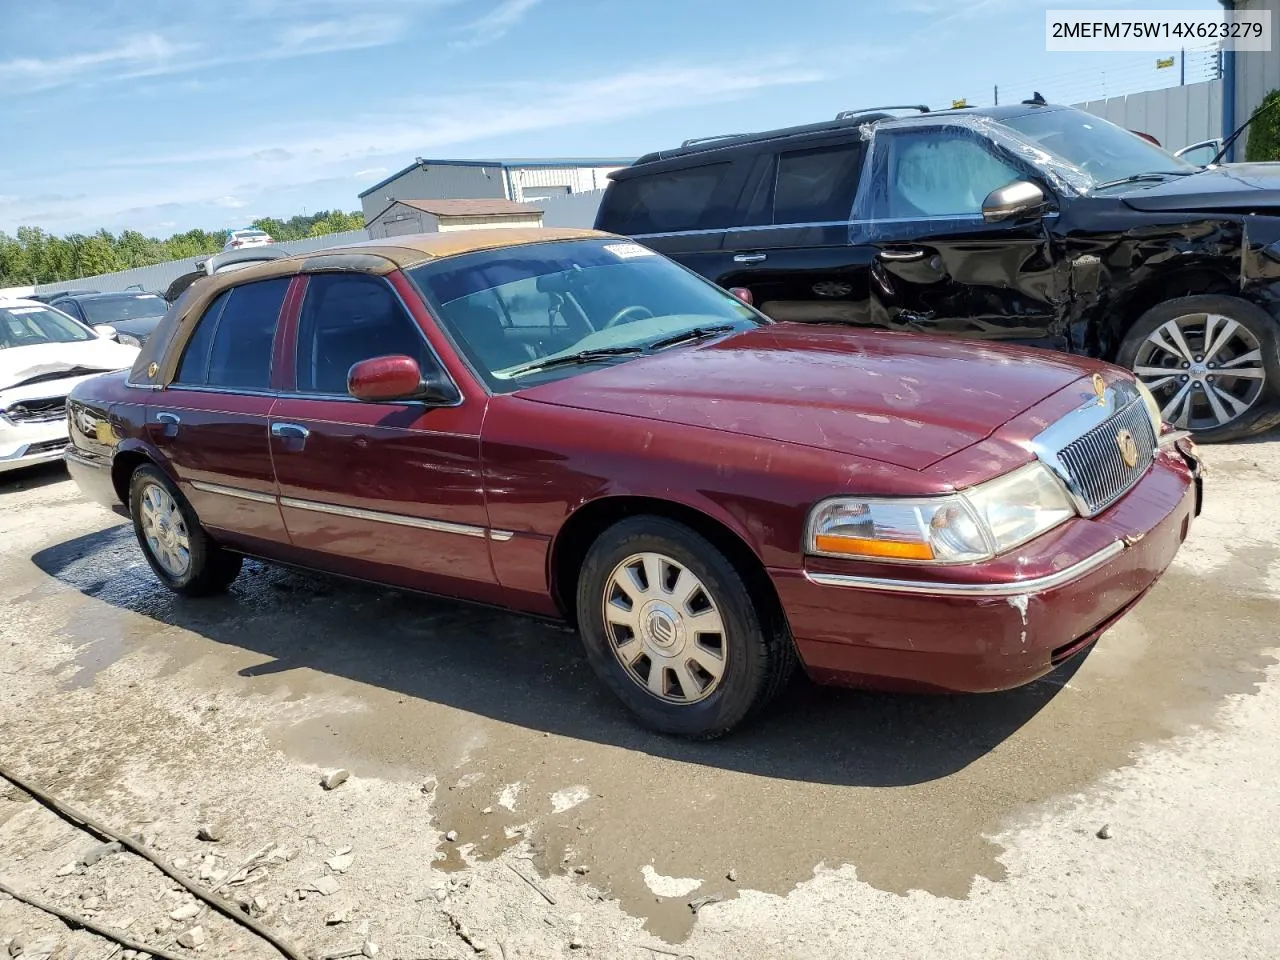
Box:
1119, 163, 1280, 213
0, 338, 139, 392
516, 325, 1097, 470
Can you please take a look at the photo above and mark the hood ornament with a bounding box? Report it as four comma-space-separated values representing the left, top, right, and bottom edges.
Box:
1092, 373, 1107, 404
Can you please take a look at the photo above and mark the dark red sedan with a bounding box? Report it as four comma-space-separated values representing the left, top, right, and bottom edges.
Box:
63, 228, 1202, 737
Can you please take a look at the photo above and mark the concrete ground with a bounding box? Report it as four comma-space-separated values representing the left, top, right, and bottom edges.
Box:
0, 440, 1277, 960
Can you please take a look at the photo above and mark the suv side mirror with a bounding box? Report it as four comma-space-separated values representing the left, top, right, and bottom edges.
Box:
1173, 140, 1221, 166
981, 180, 1048, 223
348, 354, 459, 405
93, 324, 118, 340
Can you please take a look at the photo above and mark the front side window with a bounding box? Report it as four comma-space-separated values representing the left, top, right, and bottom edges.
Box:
599, 163, 731, 234
295, 273, 435, 395
0, 304, 94, 350
772, 142, 866, 223
876, 129, 1024, 218
409, 238, 762, 394
173, 278, 288, 390
53, 300, 85, 322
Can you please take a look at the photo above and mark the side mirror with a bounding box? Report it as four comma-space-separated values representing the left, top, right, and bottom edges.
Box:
1173, 140, 1221, 166
347, 354, 459, 404
93, 324, 118, 340
981, 180, 1048, 223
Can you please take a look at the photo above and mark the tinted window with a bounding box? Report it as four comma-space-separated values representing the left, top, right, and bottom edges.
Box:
600, 163, 730, 234
295, 274, 434, 395
79, 295, 167, 325
175, 290, 229, 384
53, 300, 84, 322
773, 142, 866, 223
174, 279, 287, 389
877, 129, 1023, 218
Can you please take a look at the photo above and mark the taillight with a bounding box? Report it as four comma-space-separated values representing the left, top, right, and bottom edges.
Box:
728, 286, 753, 305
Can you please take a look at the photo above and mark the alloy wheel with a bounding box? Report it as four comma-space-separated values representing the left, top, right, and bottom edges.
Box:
139, 482, 191, 578
1131, 313, 1266, 431
601, 552, 728, 704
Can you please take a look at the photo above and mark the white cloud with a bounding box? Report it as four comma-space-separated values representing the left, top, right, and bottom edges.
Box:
353, 167, 389, 179
214, 196, 249, 209
452, 0, 542, 49
0, 34, 190, 91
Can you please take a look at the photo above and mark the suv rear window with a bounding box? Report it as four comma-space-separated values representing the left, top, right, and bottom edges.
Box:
599, 163, 730, 234
744, 142, 867, 225
174, 278, 289, 390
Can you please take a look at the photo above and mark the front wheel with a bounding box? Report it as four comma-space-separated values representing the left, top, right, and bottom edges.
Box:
129, 464, 243, 596
575, 516, 792, 739
1117, 295, 1280, 443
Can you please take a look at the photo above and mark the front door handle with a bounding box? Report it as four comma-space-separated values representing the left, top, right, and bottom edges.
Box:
271, 422, 310, 451
154, 411, 180, 438
733, 252, 767, 264
877, 248, 927, 262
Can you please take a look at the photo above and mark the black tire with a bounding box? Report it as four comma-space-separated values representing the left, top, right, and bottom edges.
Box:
128, 464, 242, 596
575, 516, 792, 739
1117, 294, 1280, 443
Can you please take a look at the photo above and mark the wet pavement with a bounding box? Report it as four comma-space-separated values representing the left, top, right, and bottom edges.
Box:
6, 445, 1277, 944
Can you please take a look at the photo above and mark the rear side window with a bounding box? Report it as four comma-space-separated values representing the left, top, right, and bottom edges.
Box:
599, 163, 730, 234
174, 278, 288, 390
772, 142, 866, 223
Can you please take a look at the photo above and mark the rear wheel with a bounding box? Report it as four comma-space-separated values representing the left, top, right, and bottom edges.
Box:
575, 516, 792, 739
129, 464, 242, 596
1117, 295, 1280, 443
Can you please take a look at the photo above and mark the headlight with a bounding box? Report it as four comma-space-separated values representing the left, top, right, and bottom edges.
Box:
806, 462, 1076, 564
116, 333, 143, 348
1132, 378, 1163, 434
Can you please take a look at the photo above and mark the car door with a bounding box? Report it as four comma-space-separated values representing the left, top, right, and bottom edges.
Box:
599, 157, 747, 280
268, 271, 498, 601
146, 276, 294, 551
858, 124, 1071, 348
714, 137, 878, 324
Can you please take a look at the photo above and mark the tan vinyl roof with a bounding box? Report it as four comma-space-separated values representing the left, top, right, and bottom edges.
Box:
390, 198, 545, 218
129, 227, 612, 388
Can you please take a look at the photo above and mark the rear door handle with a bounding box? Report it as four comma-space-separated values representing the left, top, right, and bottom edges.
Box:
271, 422, 310, 441
733, 252, 767, 264
877, 248, 927, 262
154, 412, 180, 438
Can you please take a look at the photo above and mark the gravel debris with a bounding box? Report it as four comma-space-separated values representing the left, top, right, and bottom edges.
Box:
321, 770, 350, 791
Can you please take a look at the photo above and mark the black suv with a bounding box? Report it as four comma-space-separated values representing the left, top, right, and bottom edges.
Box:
596, 102, 1280, 441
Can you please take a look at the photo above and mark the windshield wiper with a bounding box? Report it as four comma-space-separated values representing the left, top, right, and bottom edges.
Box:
504, 346, 644, 378
1091, 172, 1182, 191
644, 324, 738, 351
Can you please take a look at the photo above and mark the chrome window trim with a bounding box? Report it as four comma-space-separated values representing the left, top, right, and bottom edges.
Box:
278, 495, 487, 538
804, 540, 1124, 597
628, 212, 1059, 242
190, 480, 277, 504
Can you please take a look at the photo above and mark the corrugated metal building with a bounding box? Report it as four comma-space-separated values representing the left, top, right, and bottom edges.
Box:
357, 157, 631, 225
366, 199, 544, 239
1228, 0, 1280, 158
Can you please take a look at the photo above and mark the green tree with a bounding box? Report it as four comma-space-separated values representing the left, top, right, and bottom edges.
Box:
1244, 89, 1280, 163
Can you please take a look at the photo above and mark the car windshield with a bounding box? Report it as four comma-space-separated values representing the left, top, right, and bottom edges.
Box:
79, 295, 167, 324
408, 238, 763, 392
0, 304, 94, 349
1002, 108, 1196, 189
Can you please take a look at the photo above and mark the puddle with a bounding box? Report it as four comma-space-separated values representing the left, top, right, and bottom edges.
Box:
25, 480, 1280, 943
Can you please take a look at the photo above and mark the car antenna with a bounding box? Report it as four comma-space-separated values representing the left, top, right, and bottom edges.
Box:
1022, 91, 1047, 106
1209, 96, 1280, 165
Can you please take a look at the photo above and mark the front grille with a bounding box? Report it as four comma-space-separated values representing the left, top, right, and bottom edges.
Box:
23, 439, 67, 457
1055, 400, 1157, 515
6, 396, 67, 423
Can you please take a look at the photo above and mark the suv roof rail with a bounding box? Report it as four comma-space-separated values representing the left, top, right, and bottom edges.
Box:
680, 133, 756, 148
834, 104, 930, 121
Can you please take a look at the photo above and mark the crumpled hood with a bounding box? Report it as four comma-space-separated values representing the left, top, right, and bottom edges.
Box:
516, 324, 1099, 470
1119, 163, 1280, 213
0, 338, 139, 392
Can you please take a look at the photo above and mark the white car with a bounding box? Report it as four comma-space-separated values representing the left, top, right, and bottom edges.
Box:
223, 228, 274, 251
1, 299, 139, 474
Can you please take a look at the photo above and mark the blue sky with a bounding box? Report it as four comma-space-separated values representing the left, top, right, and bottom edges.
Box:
0, 0, 1221, 237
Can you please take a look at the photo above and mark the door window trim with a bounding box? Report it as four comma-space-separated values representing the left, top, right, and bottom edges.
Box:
286, 273, 465, 408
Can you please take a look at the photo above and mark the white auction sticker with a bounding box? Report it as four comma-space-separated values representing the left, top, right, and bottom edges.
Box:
1047, 9, 1271, 52
602, 242, 656, 260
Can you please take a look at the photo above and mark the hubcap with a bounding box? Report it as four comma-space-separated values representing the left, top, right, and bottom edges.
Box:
139, 482, 191, 578
1132, 313, 1265, 431
601, 552, 727, 704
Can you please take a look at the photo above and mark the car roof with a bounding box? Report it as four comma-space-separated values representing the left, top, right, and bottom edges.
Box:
130, 227, 614, 390
56, 291, 163, 302
0, 298, 46, 308
622, 103, 1065, 170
